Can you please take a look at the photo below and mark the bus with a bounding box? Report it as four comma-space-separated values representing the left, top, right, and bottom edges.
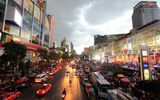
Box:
90, 72, 112, 99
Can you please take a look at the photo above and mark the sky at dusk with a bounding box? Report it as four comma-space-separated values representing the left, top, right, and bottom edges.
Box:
47, 0, 160, 54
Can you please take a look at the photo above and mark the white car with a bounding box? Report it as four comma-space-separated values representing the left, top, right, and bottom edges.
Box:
65, 70, 70, 76
35, 73, 48, 83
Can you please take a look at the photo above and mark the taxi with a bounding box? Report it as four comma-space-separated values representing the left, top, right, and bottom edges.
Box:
36, 84, 52, 95
0, 92, 21, 100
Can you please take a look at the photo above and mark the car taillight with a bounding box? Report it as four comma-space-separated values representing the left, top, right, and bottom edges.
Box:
42, 91, 45, 93
37, 91, 39, 94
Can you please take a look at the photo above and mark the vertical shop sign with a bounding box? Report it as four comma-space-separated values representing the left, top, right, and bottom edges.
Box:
140, 45, 151, 80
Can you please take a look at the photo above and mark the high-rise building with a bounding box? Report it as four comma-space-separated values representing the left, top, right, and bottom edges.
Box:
132, 1, 160, 28
70, 42, 74, 53
47, 14, 55, 48
61, 37, 67, 52
0, 0, 50, 59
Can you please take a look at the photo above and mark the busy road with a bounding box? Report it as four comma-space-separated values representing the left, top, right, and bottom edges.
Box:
17, 66, 88, 100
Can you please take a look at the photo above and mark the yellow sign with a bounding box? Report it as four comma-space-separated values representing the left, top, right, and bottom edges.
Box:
144, 69, 150, 80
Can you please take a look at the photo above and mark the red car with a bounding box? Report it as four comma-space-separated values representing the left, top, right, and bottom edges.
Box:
36, 84, 52, 95
0, 92, 21, 100
16, 77, 28, 84
85, 83, 92, 94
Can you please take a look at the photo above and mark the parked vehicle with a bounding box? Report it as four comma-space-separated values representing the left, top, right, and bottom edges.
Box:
35, 73, 48, 83
0, 91, 21, 100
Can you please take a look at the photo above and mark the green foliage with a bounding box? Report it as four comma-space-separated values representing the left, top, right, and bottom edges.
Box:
2, 40, 27, 62
37, 48, 48, 60
49, 51, 61, 60
61, 52, 70, 60
0, 40, 27, 76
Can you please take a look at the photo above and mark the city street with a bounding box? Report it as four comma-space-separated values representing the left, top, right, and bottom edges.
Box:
17, 67, 88, 100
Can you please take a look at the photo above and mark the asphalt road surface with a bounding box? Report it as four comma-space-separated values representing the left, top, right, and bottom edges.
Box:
17, 66, 88, 100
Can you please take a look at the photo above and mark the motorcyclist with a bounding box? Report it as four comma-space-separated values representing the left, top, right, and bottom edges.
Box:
62, 88, 66, 96
69, 79, 72, 84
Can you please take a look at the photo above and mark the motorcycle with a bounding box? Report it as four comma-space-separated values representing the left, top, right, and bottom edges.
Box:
62, 93, 66, 99
62, 89, 66, 99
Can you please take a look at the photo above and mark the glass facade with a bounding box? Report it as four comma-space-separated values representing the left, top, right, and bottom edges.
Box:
0, 0, 50, 49
21, 10, 32, 42
32, 18, 41, 44
0, 0, 6, 32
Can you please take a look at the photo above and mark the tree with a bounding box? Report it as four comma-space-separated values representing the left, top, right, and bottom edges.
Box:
49, 51, 61, 60
61, 52, 70, 60
1, 40, 27, 75
37, 48, 48, 60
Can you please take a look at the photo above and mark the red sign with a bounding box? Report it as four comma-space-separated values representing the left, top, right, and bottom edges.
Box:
142, 56, 148, 62
123, 49, 128, 53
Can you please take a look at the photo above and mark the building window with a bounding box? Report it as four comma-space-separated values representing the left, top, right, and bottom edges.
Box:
21, 10, 32, 41
32, 18, 41, 45
0, 0, 6, 31
24, 0, 34, 15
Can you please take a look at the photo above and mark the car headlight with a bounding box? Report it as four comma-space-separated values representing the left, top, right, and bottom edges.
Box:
42, 91, 45, 93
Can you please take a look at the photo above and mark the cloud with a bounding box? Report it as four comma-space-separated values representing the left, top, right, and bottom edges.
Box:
47, 0, 160, 54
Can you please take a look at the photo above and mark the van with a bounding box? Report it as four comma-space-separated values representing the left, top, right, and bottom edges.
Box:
35, 73, 48, 83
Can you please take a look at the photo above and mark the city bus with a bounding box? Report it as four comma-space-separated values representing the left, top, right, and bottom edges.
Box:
90, 72, 112, 99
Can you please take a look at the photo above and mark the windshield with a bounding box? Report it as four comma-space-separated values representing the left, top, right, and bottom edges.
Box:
99, 85, 113, 93
100, 87, 108, 93
40, 86, 46, 89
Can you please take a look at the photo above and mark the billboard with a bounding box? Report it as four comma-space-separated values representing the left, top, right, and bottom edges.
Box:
6, 6, 22, 27
34, 5, 40, 20
24, 0, 33, 14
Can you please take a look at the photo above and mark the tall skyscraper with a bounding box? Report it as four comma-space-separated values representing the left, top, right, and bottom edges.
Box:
47, 14, 55, 48
132, 1, 160, 28
61, 37, 67, 51
70, 42, 74, 53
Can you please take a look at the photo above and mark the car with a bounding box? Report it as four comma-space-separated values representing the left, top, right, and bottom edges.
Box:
82, 78, 90, 86
35, 73, 48, 83
36, 84, 52, 95
85, 83, 96, 98
0, 82, 17, 92
43, 70, 50, 74
65, 70, 70, 76
28, 72, 36, 78
16, 83, 32, 90
85, 83, 92, 93
0, 91, 21, 100
49, 71, 55, 76
16, 77, 28, 84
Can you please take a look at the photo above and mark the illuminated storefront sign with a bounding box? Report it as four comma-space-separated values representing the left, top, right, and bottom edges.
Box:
34, 5, 40, 20
144, 69, 150, 80
140, 45, 151, 80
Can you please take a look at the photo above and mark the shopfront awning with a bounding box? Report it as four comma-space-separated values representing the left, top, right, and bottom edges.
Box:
0, 42, 42, 52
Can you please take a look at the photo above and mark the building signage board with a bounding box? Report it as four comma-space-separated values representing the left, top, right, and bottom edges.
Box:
140, 45, 151, 80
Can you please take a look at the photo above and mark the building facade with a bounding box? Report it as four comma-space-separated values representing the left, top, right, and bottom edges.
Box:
0, 0, 50, 60
47, 14, 54, 48
132, 1, 160, 28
